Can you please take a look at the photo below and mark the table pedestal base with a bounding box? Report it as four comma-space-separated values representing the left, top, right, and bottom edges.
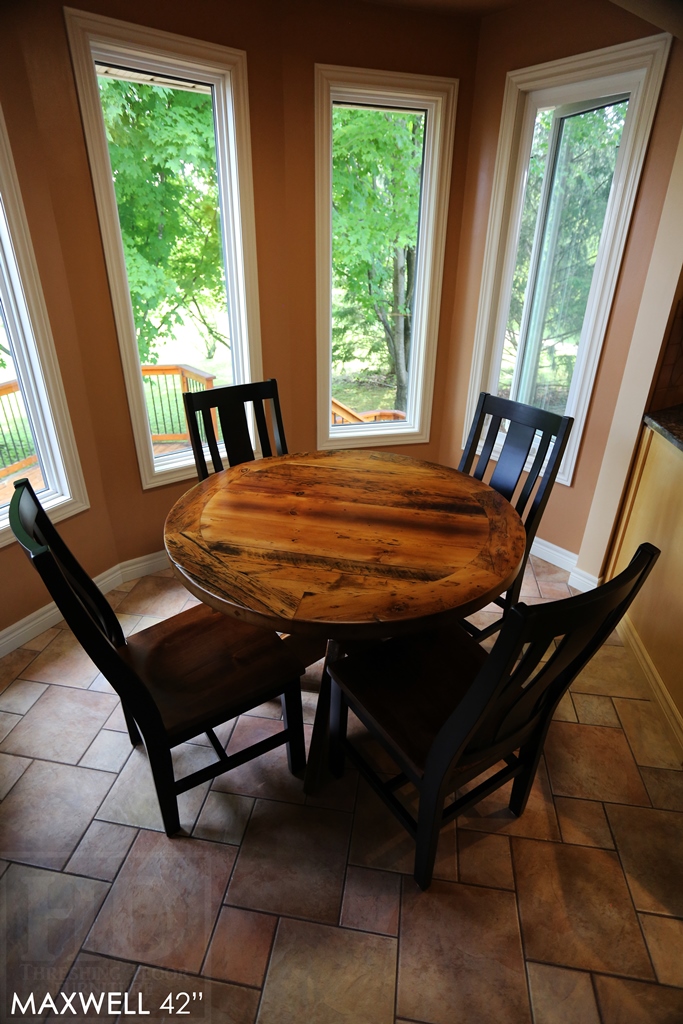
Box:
303, 640, 340, 794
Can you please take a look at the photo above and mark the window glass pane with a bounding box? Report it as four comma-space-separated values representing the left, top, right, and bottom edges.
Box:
0, 301, 45, 510
331, 104, 425, 425
499, 99, 628, 414
498, 110, 553, 400
96, 71, 233, 462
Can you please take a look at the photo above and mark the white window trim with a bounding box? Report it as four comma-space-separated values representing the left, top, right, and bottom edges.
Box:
465, 34, 671, 486
0, 105, 88, 549
315, 65, 457, 449
65, 8, 263, 489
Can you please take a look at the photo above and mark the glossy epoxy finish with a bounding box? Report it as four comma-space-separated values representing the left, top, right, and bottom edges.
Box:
164, 450, 526, 638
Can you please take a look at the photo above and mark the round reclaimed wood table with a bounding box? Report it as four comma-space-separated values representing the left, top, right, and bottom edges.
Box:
164, 448, 526, 640
164, 449, 526, 791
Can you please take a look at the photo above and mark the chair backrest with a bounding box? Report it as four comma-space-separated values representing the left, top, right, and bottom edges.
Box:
459, 393, 572, 575
183, 378, 288, 480
428, 542, 659, 785
10, 479, 161, 727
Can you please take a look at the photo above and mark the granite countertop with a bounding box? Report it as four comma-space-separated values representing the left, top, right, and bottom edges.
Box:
644, 404, 683, 454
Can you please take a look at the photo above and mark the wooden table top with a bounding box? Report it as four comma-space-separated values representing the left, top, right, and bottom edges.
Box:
164, 449, 526, 640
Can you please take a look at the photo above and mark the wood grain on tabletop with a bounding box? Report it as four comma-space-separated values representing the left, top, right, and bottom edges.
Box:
164, 449, 526, 639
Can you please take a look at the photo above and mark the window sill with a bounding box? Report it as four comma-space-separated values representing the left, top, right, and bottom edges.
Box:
320, 420, 430, 449
1, 490, 89, 550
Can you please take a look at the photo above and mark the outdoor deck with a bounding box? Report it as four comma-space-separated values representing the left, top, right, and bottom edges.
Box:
1, 368, 406, 512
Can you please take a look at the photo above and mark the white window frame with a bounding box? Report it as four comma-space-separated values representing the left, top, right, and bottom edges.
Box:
0, 105, 88, 548
65, 9, 263, 489
465, 34, 671, 486
315, 65, 457, 449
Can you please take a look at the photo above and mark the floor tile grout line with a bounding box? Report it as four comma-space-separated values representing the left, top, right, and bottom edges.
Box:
612, 698, 672, 784
545, 717, 654, 806
6, 675, 117, 696
220, 779, 254, 894
62, 926, 276, 994
200, 968, 266, 993
0, 750, 127, 775
55, 875, 113, 1011
602, 797, 660, 985
395, 875, 406, 1023
334, 921, 402, 939
65, 822, 140, 887
0, 752, 34, 802
254, 914, 283, 1019
508, 833, 536, 1023
568, 688, 578, 724
615, 695, 683, 771
390, 892, 400, 1024
196, 837, 242, 982
590, 970, 607, 1024
440, 872, 516, 895
526, 960, 676, 986
335, 766, 358, 932
188, 716, 241, 842
639, 910, 683, 924
26, 754, 126, 875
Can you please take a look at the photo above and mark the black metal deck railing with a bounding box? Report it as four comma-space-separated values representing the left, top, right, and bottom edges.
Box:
141, 364, 217, 442
0, 380, 38, 475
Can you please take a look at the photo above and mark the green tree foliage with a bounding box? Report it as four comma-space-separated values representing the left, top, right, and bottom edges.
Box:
98, 77, 228, 364
0, 308, 9, 369
499, 110, 552, 397
500, 100, 628, 413
331, 106, 425, 412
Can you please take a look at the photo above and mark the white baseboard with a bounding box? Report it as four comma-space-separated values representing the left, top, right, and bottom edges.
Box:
530, 537, 578, 574
530, 537, 598, 593
0, 549, 170, 659
618, 613, 683, 762
567, 565, 600, 593
93, 549, 170, 595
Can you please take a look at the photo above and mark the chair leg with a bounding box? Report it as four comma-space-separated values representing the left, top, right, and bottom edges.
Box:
414, 784, 444, 891
122, 704, 141, 746
329, 680, 348, 778
147, 742, 181, 836
281, 681, 306, 776
509, 742, 544, 817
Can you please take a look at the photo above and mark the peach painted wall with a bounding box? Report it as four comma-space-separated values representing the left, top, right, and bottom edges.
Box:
439, 0, 683, 555
0, 0, 678, 634
0, 0, 478, 631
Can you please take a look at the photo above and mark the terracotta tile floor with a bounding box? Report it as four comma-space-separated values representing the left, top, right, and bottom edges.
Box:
1, 560, 682, 1022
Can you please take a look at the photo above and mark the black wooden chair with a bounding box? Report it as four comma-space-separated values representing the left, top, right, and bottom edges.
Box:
184, 377, 327, 671
327, 543, 659, 889
10, 478, 307, 836
458, 393, 573, 640
183, 378, 287, 480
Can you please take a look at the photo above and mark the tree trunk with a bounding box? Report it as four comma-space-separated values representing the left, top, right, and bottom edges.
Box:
394, 246, 408, 412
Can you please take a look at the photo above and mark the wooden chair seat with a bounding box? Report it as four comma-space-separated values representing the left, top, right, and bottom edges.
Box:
329, 624, 487, 777
119, 604, 304, 744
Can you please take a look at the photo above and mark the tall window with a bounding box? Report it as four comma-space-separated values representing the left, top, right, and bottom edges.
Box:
67, 12, 262, 488
331, 104, 425, 419
316, 66, 457, 448
466, 35, 670, 485
499, 97, 628, 414
0, 107, 87, 545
